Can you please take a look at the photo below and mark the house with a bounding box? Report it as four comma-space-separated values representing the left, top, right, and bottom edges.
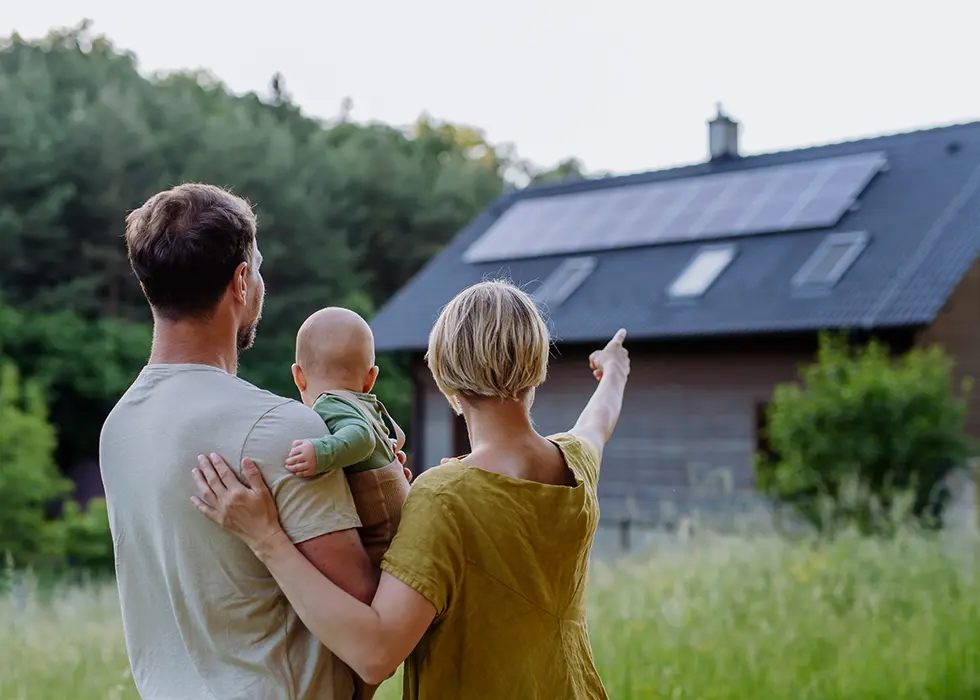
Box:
371, 108, 980, 534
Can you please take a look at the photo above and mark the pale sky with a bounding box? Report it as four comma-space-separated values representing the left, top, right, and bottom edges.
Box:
7, 0, 980, 175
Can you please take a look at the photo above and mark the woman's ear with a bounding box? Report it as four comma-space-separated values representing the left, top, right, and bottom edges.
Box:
291, 363, 306, 393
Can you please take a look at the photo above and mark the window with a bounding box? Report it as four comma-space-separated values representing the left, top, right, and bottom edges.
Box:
532, 256, 597, 307
667, 245, 736, 299
793, 231, 868, 288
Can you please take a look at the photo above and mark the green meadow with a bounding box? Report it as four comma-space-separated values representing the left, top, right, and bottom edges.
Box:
3, 532, 978, 700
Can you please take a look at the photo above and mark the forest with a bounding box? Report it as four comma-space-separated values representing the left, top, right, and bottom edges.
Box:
0, 21, 583, 567
0, 24, 584, 472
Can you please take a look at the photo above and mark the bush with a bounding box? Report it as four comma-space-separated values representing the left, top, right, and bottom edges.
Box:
54, 499, 114, 574
0, 362, 72, 567
0, 360, 114, 574
756, 333, 972, 535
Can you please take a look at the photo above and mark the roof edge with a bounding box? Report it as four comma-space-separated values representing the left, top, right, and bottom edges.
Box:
515, 118, 980, 201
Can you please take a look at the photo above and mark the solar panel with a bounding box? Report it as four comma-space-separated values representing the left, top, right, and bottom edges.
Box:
463, 151, 887, 264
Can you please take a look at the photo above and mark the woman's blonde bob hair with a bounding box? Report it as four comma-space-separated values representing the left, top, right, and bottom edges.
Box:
426, 280, 550, 412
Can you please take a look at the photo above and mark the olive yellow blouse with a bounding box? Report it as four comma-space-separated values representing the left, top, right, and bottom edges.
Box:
380, 433, 608, 699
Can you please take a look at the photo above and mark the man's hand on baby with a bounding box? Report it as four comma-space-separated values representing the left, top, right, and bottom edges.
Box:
285, 439, 318, 478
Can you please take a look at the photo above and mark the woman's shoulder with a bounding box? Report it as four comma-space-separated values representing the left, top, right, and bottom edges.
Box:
410, 459, 469, 494
546, 432, 598, 464
546, 432, 601, 489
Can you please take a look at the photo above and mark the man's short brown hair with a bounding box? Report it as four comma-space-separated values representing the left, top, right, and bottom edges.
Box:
125, 183, 257, 319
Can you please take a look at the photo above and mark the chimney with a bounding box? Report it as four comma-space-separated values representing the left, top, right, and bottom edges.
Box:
708, 103, 739, 160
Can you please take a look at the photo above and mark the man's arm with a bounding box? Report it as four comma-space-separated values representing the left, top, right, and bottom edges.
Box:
243, 400, 377, 604
191, 457, 448, 686
295, 529, 377, 604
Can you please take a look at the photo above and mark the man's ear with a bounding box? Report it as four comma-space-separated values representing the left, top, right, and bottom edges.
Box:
292, 363, 307, 393
234, 261, 249, 304
363, 365, 380, 393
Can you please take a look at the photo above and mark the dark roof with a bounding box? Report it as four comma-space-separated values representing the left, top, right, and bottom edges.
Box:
373, 121, 980, 352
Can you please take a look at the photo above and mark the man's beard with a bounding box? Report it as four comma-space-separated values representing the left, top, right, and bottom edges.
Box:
236, 322, 258, 353
236, 294, 264, 353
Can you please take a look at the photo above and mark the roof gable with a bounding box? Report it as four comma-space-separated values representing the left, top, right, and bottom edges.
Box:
373, 121, 980, 351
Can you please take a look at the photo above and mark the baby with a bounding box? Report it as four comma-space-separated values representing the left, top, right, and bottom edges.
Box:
286, 307, 410, 567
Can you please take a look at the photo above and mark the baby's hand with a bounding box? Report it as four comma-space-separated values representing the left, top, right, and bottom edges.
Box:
285, 440, 317, 478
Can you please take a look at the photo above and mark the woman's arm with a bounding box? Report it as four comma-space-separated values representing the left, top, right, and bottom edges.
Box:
257, 532, 435, 684
570, 328, 630, 457
191, 455, 436, 685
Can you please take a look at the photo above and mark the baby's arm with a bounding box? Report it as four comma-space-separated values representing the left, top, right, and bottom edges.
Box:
286, 397, 376, 478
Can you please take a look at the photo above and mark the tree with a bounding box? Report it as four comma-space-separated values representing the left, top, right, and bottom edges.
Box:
756, 334, 972, 535
529, 157, 587, 185
50, 498, 114, 573
0, 303, 151, 469
0, 21, 579, 482
0, 362, 71, 567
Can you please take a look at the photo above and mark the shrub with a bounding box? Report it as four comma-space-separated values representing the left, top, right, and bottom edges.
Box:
756, 333, 972, 535
0, 362, 72, 567
54, 499, 114, 574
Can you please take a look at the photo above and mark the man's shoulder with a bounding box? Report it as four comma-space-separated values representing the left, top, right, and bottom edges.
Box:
242, 394, 329, 469
222, 375, 301, 415
155, 366, 319, 429
101, 366, 321, 448
248, 394, 324, 433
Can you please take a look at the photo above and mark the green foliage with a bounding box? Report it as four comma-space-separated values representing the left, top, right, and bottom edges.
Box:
374, 353, 413, 449
0, 359, 113, 574
0, 303, 151, 468
756, 333, 972, 535
0, 20, 550, 482
0, 363, 71, 567
0, 19, 575, 575
50, 499, 114, 573
0, 21, 508, 326
528, 157, 587, 185
5, 533, 980, 699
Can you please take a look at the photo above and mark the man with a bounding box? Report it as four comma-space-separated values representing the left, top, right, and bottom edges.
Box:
100, 183, 377, 700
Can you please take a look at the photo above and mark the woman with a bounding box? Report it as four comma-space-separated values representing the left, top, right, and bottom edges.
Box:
191, 280, 630, 699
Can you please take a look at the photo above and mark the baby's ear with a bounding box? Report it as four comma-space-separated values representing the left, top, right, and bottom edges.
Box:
363, 365, 380, 393
291, 363, 306, 392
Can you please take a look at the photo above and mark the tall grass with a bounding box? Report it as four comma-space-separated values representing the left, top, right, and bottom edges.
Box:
2, 532, 978, 699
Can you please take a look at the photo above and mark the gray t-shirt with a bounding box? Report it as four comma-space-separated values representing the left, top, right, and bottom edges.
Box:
99, 364, 362, 700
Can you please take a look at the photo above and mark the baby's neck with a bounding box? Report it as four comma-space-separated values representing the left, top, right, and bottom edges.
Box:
301, 377, 365, 407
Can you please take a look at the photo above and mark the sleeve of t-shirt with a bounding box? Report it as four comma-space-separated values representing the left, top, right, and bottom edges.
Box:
242, 399, 362, 544
549, 432, 602, 491
380, 474, 464, 617
310, 395, 377, 473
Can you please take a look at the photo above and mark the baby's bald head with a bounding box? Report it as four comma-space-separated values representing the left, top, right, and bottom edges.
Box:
294, 307, 376, 393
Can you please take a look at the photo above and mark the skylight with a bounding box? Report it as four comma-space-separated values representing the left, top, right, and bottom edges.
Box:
532, 256, 597, 307
668, 245, 736, 299
793, 231, 868, 288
